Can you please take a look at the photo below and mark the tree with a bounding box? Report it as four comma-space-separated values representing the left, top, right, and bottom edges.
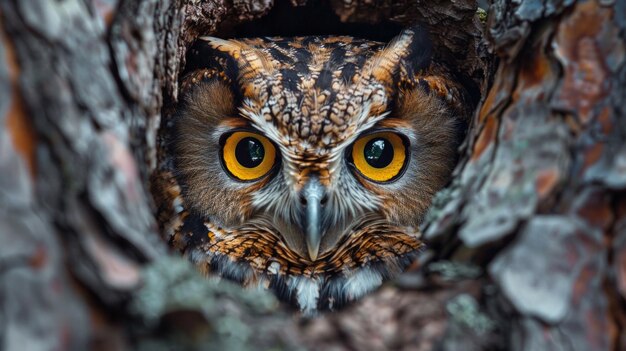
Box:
0, 0, 624, 350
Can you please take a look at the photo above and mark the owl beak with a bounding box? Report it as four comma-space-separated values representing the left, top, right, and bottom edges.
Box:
302, 176, 325, 261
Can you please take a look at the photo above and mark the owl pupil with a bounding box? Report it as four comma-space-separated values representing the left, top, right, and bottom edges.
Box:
364, 138, 393, 168
236, 137, 264, 168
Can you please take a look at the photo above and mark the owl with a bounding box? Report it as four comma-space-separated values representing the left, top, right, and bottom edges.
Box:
154, 27, 469, 314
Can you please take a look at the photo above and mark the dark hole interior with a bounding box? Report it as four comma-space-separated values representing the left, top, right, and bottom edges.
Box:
221, 1, 402, 41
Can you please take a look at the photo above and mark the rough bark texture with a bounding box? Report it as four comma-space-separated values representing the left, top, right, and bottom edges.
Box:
1, 0, 624, 350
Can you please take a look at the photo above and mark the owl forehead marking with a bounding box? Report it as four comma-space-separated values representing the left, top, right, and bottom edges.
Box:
206, 36, 402, 150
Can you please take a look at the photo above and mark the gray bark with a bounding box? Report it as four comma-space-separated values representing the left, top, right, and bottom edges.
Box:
0, 0, 624, 350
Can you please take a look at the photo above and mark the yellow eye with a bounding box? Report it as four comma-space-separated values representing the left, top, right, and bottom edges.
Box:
221, 131, 276, 181
351, 132, 408, 182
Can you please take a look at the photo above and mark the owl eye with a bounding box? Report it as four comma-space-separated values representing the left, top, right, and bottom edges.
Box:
221, 131, 277, 181
350, 132, 408, 182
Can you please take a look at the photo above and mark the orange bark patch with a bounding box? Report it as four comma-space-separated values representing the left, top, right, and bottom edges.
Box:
513, 40, 554, 103
476, 64, 516, 125
92, 0, 119, 26
596, 106, 613, 135
477, 83, 497, 124
575, 191, 613, 231
572, 263, 595, 305
553, 1, 619, 125
521, 48, 551, 87
2, 26, 37, 177
28, 245, 48, 269
535, 168, 559, 199
582, 142, 604, 173
471, 117, 498, 161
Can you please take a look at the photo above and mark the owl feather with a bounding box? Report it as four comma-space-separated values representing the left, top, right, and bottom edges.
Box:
154, 27, 469, 314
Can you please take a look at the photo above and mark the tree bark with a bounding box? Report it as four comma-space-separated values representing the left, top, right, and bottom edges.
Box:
0, 0, 624, 350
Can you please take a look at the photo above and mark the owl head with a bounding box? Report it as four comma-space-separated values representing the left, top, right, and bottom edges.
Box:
163, 27, 468, 313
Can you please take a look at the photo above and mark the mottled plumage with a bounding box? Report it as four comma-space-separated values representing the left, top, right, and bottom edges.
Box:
153, 28, 469, 313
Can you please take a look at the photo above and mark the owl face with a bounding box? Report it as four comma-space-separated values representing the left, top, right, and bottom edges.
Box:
162, 28, 466, 313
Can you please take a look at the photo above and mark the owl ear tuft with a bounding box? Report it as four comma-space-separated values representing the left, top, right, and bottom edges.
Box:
198, 36, 248, 62
183, 37, 276, 90
396, 26, 432, 72
364, 26, 432, 85
197, 36, 274, 75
